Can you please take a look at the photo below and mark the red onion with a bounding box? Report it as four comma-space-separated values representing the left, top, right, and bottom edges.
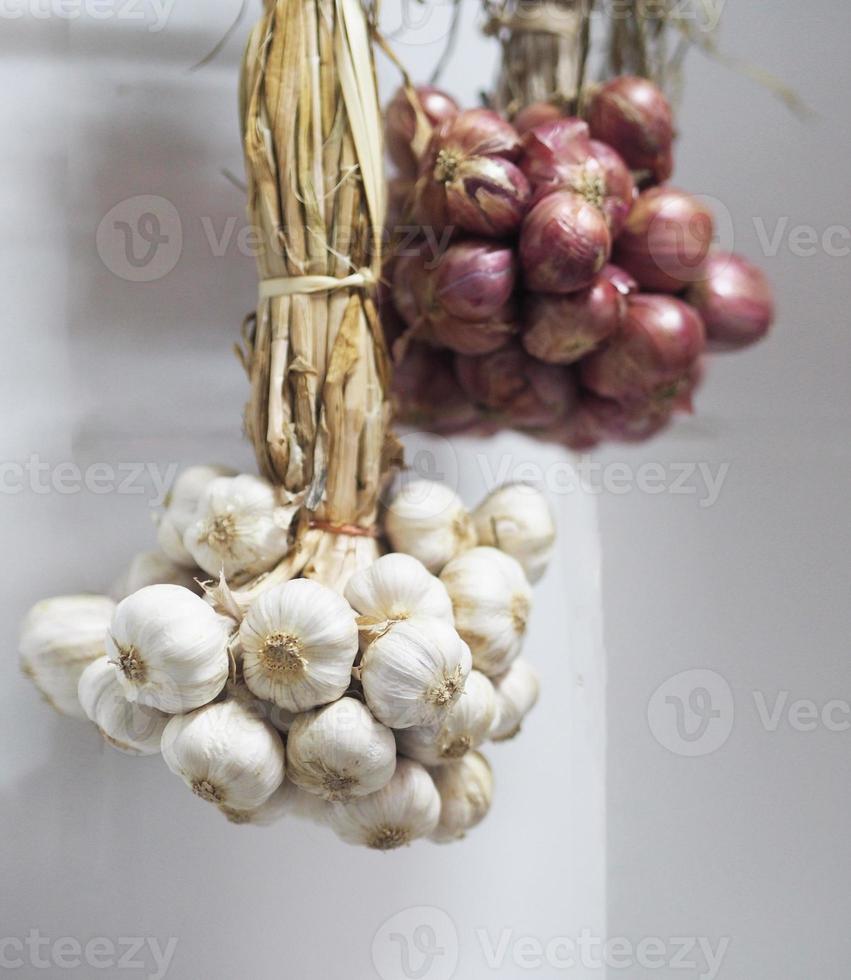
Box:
391, 242, 517, 355
431, 304, 517, 356
414, 109, 530, 238
564, 393, 675, 448
519, 191, 611, 294
601, 263, 639, 297
513, 101, 565, 136
433, 239, 516, 321
522, 276, 624, 364
385, 85, 460, 178
455, 345, 576, 429
580, 294, 705, 404
615, 187, 715, 293
685, 252, 774, 349
586, 76, 674, 185
393, 343, 481, 434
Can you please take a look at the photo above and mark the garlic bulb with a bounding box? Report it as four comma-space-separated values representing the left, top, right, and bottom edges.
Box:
19, 594, 116, 718
473, 483, 556, 583
183, 473, 296, 579
491, 658, 540, 741
221, 778, 331, 826
329, 757, 440, 850
77, 657, 168, 755
344, 553, 454, 629
111, 549, 201, 600
157, 464, 235, 567
161, 699, 285, 812
440, 547, 532, 677
384, 479, 476, 573
107, 584, 230, 713
396, 669, 497, 766
287, 697, 396, 801
238, 578, 359, 713
360, 616, 472, 729
430, 750, 494, 843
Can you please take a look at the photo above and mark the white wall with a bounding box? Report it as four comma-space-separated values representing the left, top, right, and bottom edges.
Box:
0, 5, 606, 980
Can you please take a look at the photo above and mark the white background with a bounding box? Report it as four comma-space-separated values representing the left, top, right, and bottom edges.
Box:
1, 1, 849, 979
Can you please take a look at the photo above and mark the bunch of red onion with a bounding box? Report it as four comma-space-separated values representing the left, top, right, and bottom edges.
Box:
383, 76, 775, 447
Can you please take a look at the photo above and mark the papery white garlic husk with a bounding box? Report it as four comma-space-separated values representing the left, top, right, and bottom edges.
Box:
111, 550, 202, 601
77, 657, 168, 755
440, 547, 532, 678
19, 594, 116, 718
344, 553, 454, 637
221, 778, 332, 826
430, 750, 494, 843
161, 699, 285, 811
238, 578, 359, 713
329, 757, 440, 850
106, 584, 231, 713
490, 658, 540, 742
183, 473, 296, 579
396, 670, 497, 766
287, 697, 396, 801
384, 480, 476, 573
157, 464, 236, 567
360, 616, 472, 730
473, 483, 557, 584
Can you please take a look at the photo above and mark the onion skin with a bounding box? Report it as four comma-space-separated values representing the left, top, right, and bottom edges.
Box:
519, 117, 591, 197
513, 101, 565, 135
414, 109, 530, 238
580, 294, 705, 404
588, 140, 636, 236
685, 252, 774, 349
519, 191, 611, 294
455, 346, 576, 430
586, 76, 674, 185
391, 242, 517, 355
431, 305, 517, 356
385, 85, 460, 178
614, 187, 714, 293
433, 240, 516, 322
563, 393, 675, 448
393, 343, 481, 434
522, 277, 624, 365
601, 263, 639, 297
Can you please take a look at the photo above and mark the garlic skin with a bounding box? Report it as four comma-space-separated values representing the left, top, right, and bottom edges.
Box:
221, 778, 331, 827
157, 464, 235, 567
329, 757, 440, 850
430, 750, 494, 843
19, 594, 116, 718
491, 658, 540, 741
287, 697, 396, 801
77, 657, 168, 756
161, 699, 285, 812
238, 578, 359, 713
473, 484, 557, 584
396, 669, 496, 766
183, 473, 296, 579
360, 616, 472, 730
384, 480, 476, 573
111, 550, 201, 601
107, 584, 231, 714
344, 553, 454, 628
440, 547, 532, 677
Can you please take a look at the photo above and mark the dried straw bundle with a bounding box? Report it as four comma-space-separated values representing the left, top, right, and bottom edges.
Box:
238, 0, 398, 594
